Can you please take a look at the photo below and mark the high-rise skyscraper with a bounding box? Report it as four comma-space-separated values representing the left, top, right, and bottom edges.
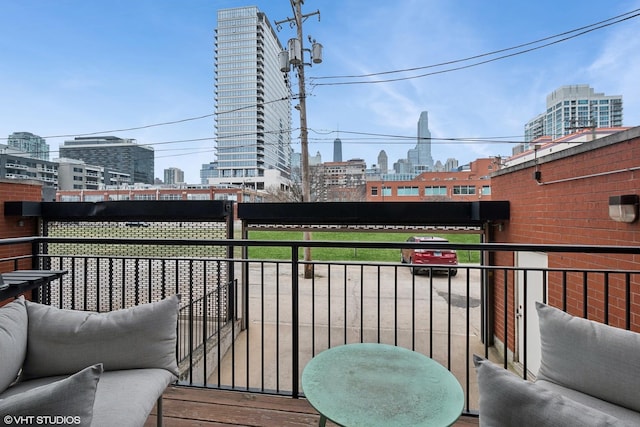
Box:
7, 132, 49, 160
206, 6, 291, 191
333, 137, 342, 162
524, 85, 623, 142
407, 111, 434, 174
377, 150, 388, 174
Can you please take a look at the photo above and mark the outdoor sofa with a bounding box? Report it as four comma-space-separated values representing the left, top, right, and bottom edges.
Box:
474, 301, 640, 426
0, 294, 180, 427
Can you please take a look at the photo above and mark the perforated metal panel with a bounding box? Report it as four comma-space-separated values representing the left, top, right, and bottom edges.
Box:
40, 220, 231, 317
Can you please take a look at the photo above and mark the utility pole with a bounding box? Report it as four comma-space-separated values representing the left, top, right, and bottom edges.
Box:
276, 0, 322, 279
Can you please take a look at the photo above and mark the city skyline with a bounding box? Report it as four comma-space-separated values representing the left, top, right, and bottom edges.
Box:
1, 1, 639, 183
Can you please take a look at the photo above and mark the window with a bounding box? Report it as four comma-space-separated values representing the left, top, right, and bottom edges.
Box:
160, 194, 182, 200
382, 187, 392, 197
215, 194, 237, 201
481, 186, 491, 195
425, 186, 447, 196
371, 186, 378, 196
187, 194, 211, 200
453, 185, 476, 195
397, 186, 419, 196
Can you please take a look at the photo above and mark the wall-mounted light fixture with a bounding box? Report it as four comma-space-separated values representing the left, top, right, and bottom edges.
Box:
533, 143, 543, 182
609, 194, 639, 223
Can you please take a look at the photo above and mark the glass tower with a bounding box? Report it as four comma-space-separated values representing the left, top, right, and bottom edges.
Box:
212, 6, 291, 190
333, 137, 342, 162
525, 85, 623, 142
7, 132, 50, 160
407, 111, 434, 175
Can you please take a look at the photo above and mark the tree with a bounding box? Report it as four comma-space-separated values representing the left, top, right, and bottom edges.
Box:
264, 182, 304, 202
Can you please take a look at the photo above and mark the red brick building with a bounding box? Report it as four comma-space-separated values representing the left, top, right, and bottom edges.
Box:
490, 126, 640, 365
365, 158, 496, 202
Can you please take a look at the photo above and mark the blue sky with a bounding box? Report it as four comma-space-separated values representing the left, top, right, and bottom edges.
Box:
1, 1, 639, 183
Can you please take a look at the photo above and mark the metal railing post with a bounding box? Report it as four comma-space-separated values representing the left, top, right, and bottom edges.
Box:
291, 244, 300, 398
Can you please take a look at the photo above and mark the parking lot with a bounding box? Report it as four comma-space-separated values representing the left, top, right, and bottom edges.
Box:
213, 260, 484, 406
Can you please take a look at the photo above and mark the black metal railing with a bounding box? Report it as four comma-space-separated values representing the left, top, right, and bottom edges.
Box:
177, 283, 232, 365
1, 236, 639, 416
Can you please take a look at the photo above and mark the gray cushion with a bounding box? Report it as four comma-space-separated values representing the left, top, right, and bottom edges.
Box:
91, 369, 176, 427
1, 369, 174, 427
536, 301, 640, 412
536, 379, 640, 426
473, 355, 623, 427
0, 364, 102, 427
0, 298, 28, 394
23, 295, 179, 379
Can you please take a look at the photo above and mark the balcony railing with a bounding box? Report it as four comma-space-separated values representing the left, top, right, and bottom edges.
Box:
1, 235, 639, 417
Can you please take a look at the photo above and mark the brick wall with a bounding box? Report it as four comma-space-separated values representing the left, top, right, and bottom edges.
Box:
491, 127, 640, 347
0, 180, 43, 304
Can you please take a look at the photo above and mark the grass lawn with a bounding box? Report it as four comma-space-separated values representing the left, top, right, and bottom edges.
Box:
247, 230, 481, 263
44, 223, 481, 263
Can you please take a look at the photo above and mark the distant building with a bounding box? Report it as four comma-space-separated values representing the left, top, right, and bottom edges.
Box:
524, 84, 623, 142
7, 132, 50, 160
57, 158, 131, 190
393, 111, 437, 177
333, 137, 342, 162
393, 158, 412, 175
367, 158, 496, 202
164, 167, 184, 185
207, 5, 291, 191
60, 136, 154, 184
310, 151, 322, 166
406, 111, 435, 174
444, 158, 459, 172
506, 127, 630, 168
290, 152, 301, 183
0, 144, 57, 188
377, 150, 388, 174
313, 158, 367, 202
200, 162, 218, 184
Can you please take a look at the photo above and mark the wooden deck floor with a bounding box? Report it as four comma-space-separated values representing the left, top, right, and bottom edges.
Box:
145, 386, 479, 426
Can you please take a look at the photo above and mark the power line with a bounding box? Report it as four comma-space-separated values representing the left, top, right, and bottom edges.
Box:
11, 128, 535, 159
0, 97, 291, 141
310, 9, 640, 86
309, 129, 529, 144
311, 8, 639, 80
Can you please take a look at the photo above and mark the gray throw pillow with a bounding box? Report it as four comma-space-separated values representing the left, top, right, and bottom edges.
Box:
473, 355, 622, 427
22, 295, 179, 379
0, 298, 28, 394
536, 302, 640, 412
0, 364, 102, 427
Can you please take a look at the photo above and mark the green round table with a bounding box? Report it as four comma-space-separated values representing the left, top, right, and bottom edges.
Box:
301, 343, 464, 427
